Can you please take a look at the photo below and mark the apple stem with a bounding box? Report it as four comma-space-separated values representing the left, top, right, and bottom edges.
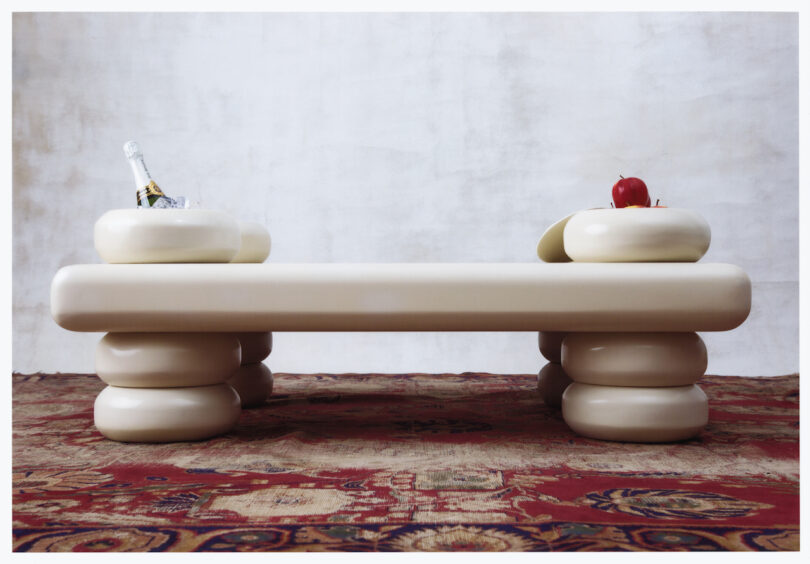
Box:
619, 174, 624, 179
610, 202, 614, 208
656, 199, 660, 206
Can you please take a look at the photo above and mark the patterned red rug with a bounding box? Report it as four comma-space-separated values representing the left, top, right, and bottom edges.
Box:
12, 372, 799, 552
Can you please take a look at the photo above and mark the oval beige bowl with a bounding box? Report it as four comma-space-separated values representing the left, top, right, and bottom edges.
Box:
563, 208, 711, 262
94, 209, 242, 264
536, 213, 575, 263
231, 221, 271, 263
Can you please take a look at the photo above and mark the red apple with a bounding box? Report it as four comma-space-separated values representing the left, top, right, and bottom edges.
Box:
612, 176, 651, 208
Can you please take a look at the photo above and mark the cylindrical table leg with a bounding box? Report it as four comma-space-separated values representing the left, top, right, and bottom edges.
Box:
561, 332, 709, 442
229, 332, 273, 408
94, 332, 242, 442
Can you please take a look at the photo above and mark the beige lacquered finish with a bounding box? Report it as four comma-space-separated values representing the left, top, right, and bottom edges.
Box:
563, 208, 711, 263
562, 332, 707, 387
51, 263, 751, 333
94, 384, 241, 442
536, 213, 574, 263
96, 333, 241, 388
538, 331, 566, 363
228, 362, 274, 407
562, 383, 709, 442
235, 332, 273, 364
537, 362, 573, 407
232, 221, 272, 263
94, 209, 241, 264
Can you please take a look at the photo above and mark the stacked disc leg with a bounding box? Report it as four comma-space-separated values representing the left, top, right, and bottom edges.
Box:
229, 332, 273, 407
536, 208, 719, 442
87, 211, 273, 441
561, 332, 709, 442
537, 332, 573, 407
94, 333, 242, 442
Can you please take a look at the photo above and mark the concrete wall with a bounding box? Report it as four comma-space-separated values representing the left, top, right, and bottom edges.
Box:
12, 12, 798, 375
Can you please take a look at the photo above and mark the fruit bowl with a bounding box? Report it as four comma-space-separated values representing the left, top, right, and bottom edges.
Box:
538, 207, 711, 263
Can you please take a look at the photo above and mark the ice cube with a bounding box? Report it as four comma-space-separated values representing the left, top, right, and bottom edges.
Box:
151, 196, 175, 209
144, 195, 191, 209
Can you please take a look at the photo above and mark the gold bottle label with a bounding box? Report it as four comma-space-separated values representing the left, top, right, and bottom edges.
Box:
136, 180, 166, 205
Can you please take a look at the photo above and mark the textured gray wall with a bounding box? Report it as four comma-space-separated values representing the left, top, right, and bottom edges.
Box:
13, 12, 798, 375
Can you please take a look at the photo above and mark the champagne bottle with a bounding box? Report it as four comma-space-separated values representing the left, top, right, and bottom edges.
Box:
123, 141, 169, 207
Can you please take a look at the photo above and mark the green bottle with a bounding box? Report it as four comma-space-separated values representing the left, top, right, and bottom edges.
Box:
124, 141, 167, 207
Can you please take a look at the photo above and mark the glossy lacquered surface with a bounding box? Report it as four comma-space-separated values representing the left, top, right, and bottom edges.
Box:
94, 384, 241, 442
562, 332, 708, 387
232, 221, 272, 263
51, 262, 751, 332
235, 332, 273, 364
95, 333, 241, 388
94, 209, 242, 264
228, 362, 273, 407
563, 208, 711, 263
537, 362, 572, 407
536, 213, 574, 263
538, 331, 566, 363
562, 383, 709, 443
